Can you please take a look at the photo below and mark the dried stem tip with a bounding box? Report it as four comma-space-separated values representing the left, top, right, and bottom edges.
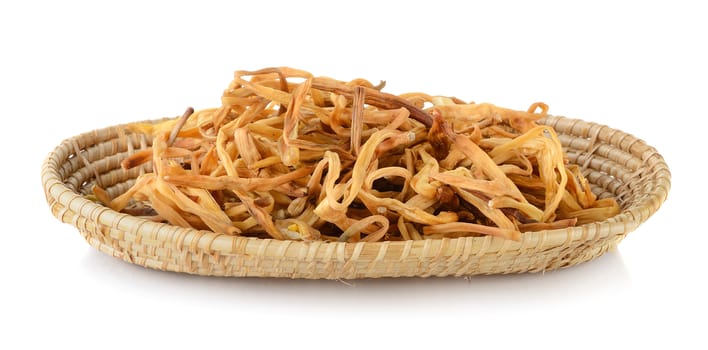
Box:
168, 107, 195, 146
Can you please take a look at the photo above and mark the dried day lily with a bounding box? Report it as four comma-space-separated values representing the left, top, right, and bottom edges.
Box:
94, 67, 620, 242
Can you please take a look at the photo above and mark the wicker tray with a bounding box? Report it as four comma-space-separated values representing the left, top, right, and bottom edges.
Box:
42, 116, 670, 278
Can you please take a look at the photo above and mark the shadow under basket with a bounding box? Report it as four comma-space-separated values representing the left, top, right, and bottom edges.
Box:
41, 116, 670, 279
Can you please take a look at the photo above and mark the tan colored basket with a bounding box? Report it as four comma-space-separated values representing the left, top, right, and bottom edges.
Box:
41, 116, 670, 278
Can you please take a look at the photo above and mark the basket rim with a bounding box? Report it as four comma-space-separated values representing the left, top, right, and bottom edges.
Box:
41, 115, 671, 262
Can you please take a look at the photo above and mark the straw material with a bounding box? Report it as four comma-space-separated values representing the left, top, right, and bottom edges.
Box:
42, 116, 670, 278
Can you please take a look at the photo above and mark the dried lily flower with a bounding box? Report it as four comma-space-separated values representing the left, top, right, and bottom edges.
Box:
95, 67, 620, 242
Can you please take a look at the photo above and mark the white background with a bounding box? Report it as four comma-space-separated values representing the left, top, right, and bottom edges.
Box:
1, 1, 704, 349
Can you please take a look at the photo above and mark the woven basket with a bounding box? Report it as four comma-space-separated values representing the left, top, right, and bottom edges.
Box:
41, 116, 670, 278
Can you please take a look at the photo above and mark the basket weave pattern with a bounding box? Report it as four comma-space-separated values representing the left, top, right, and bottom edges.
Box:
42, 116, 670, 278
